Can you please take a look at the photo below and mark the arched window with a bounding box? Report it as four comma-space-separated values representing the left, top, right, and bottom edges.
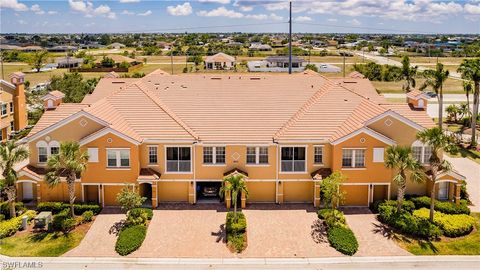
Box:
412, 140, 432, 164
36, 141, 48, 163
49, 140, 60, 156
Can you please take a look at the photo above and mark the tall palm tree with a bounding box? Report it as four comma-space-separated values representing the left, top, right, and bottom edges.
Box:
385, 146, 425, 212
45, 141, 88, 217
420, 63, 450, 129
401, 56, 417, 92
0, 140, 29, 218
220, 174, 248, 222
463, 81, 472, 117
416, 127, 456, 222
458, 59, 480, 147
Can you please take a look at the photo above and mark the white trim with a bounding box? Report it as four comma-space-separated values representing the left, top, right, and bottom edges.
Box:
106, 148, 131, 169
143, 139, 197, 143
279, 145, 308, 173
26, 111, 110, 142
16, 179, 38, 184
42, 93, 65, 101
147, 145, 158, 165
331, 127, 396, 146
164, 145, 193, 173
0, 79, 15, 89
363, 110, 425, 131
202, 146, 226, 166
80, 127, 140, 146
437, 171, 466, 181
246, 146, 270, 166
436, 179, 460, 184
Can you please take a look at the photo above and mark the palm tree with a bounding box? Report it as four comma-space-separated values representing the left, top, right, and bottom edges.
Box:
445, 104, 459, 123
416, 127, 456, 222
420, 63, 449, 129
384, 146, 425, 212
463, 81, 472, 117
458, 59, 480, 147
0, 140, 29, 218
400, 56, 417, 92
220, 174, 248, 222
45, 141, 88, 217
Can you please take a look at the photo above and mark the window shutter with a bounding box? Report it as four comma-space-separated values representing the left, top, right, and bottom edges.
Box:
88, 148, 99, 162
373, 148, 384, 162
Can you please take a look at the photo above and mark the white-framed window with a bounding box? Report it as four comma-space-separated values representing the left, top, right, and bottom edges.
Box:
166, 146, 191, 172
281, 146, 306, 172
148, 146, 158, 164
88, 148, 99, 162
342, 149, 365, 168
10, 121, 14, 132
314, 146, 323, 164
373, 148, 385, 162
36, 141, 48, 163
9, 102, 13, 113
49, 141, 59, 156
0, 103, 6, 116
412, 140, 432, 164
203, 146, 226, 165
246, 146, 269, 165
107, 149, 130, 168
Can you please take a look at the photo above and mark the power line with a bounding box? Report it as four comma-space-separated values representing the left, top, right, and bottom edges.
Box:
120, 22, 288, 33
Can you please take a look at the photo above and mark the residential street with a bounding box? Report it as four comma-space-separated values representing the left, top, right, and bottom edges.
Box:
2, 255, 479, 270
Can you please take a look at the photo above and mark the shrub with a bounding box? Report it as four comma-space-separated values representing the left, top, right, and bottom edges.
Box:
0, 210, 36, 239
0, 214, 4, 222
81, 211, 94, 222
327, 226, 358, 256
131, 208, 153, 220
410, 196, 470, 215
61, 218, 77, 233
0, 202, 26, 218
52, 209, 71, 231
37, 202, 102, 215
372, 200, 415, 213
378, 204, 442, 239
125, 208, 149, 227
413, 208, 475, 237
226, 212, 247, 252
116, 185, 146, 212
321, 210, 346, 229
115, 225, 147, 256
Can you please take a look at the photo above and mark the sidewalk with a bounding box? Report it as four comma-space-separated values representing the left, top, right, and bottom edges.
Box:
1, 255, 479, 270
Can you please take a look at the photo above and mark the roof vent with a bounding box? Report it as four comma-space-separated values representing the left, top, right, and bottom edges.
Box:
112, 81, 125, 84
344, 99, 348, 102
181, 85, 187, 88
250, 77, 261, 80
211, 77, 222, 80
154, 83, 160, 86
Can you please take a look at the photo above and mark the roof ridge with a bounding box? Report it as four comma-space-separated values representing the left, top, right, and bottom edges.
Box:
273, 80, 335, 140
134, 81, 199, 140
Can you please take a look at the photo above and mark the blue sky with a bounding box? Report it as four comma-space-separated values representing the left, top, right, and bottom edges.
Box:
1, 0, 479, 34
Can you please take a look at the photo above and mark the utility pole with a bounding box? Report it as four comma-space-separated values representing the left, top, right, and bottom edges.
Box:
1, 53, 4, 80
288, 1, 292, 74
170, 47, 174, 75
343, 52, 346, 78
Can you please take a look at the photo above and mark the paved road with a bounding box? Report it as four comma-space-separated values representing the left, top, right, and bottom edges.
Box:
2, 256, 479, 270
382, 93, 469, 102
354, 52, 463, 80
445, 156, 480, 212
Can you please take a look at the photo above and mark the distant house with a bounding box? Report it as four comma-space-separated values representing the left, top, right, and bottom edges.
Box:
20, 46, 43, 52
94, 55, 138, 65
266, 55, 305, 68
204, 53, 236, 70
249, 43, 272, 51
47, 45, 78, 52
55, 57, 84, 68
108, 43, 126, 49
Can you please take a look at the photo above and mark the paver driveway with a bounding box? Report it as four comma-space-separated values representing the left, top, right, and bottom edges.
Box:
445, 156, 480, 212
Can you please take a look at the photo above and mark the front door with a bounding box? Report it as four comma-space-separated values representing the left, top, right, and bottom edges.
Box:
22, 182, 33, 200
438, 182, 449, 200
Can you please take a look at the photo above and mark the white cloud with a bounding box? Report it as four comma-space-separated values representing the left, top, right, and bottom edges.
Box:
166, 2, 193, 16
348, 18, 361, 26
245, 13, 283, 21
31, 4, 45, 15
233, 0, 253, 11
17, 19, 27, 25
68, 0, 116, 19
197, 7, 243, 18
327, 18, 338, 22
294, 16, 312, 22
47, 11, 58, 15
137, 10, 152, 16
465, 3, 480, 14
119, 0, 140, 3
122, 10, 135, 15
0, 0, 28, 11
198, 0, 231, 4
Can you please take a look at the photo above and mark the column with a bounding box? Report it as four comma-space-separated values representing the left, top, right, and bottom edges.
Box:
314, 181, 321, 208
241, 191, 246, 209
455, 183, 461, 205
188, 181, 195, 204
152, 183, 158, 208
36, 183, 42, 202
277, 181, 284, 204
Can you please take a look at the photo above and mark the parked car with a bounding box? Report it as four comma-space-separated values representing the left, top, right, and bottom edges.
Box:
202, 186, 219, 197
425, 91, 437, 98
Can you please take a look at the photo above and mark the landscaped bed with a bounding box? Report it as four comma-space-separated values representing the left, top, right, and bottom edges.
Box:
114, 207, 153, 256
318, 208, 359, 256
225, 211, 247, 253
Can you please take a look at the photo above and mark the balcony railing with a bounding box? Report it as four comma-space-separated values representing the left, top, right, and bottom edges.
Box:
166, 160, 191, 172
281, 160, 305, 172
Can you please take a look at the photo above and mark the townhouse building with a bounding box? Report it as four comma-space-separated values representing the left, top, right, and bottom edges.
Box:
16, 70, 465, 208
0, 72, 28, 142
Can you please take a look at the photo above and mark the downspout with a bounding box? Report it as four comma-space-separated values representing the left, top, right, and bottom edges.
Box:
193, 141, 197, 204
274, 139, 279, 204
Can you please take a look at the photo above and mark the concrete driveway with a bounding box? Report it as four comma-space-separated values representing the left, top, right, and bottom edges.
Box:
445, 156, 480, 212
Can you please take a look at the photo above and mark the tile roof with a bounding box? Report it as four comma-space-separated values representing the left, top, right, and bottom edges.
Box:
42, 90, 65, 100
205, 52, 235, 63
28, 69, 435, 144
331, 78, 387, 104
406, 89, 427, 99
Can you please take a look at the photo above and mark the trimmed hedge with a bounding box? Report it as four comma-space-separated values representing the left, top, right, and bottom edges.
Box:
37, 202, 102, 215
413, 208, 475, 237
226, 212, 247, 253
52, 209, 72, 232
327, 226, 359, 256
0, 202, 26, 219
0, 210, 36, 239
410, 196, 470, 215
378, 204, 442, 239
371, 200, 415, 213
115, 225, 147, 256
126, 208, 149, 227
82, 211, 94, 222
318, 209, 347, 228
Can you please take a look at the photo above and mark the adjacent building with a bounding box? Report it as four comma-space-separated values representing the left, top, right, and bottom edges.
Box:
0, 72, 28, 141
16, 70, 465, 208
204, 53, 236, 70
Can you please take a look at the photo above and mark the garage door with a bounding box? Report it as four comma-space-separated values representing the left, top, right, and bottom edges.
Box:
372, 185, 388, 202
246, 181, 276, 202
340, 185, 369, 206
158, 182, 189, 202
284, 181, 314, 203
103, 185, 123, 206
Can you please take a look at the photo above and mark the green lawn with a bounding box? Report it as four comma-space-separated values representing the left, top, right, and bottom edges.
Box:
0, 229, 86, 257
397, 213, 480, 255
